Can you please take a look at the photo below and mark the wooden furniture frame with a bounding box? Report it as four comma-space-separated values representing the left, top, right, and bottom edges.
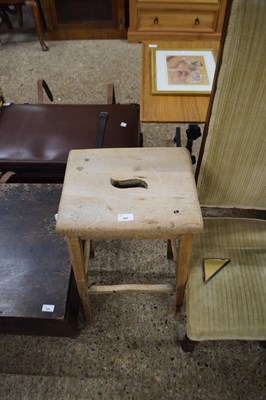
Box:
42, 0, 127, 40
140, 40, 220, 123
0, 0, 48, 50
128, 0, 228, 42
56, 147, 203, 320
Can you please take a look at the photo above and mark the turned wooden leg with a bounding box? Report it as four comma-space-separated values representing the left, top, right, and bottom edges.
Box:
26, 0, 48, 51
181, 334, 198, 352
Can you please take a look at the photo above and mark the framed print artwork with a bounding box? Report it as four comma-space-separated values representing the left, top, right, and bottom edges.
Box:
151, 49, 216, 95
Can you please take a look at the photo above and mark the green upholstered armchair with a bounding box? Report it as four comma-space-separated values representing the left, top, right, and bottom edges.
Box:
182, 0, 266, 352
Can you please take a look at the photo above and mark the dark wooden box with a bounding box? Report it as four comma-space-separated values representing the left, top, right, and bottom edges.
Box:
0, 184, 80, 337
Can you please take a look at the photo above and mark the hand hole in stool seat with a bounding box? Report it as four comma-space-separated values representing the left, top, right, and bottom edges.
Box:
110, 178, 148, 189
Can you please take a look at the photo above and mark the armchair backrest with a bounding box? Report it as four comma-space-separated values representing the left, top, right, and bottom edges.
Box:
196, 0, 266, 210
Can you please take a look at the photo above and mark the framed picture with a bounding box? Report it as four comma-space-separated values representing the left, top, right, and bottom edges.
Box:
151, 49, 216, 95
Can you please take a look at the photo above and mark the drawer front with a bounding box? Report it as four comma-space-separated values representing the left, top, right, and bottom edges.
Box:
138, 11, 217, 32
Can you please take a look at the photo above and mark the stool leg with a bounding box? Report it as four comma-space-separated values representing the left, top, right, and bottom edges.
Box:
66, 237, 92, 320
173, 234, 193, 314
167, 239, 173, 260
26, 0, 48, 51
89, 239, 95, 259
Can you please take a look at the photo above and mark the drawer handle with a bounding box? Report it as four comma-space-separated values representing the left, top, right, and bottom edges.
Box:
153, 17, 159, 24
194, 17, 200, 25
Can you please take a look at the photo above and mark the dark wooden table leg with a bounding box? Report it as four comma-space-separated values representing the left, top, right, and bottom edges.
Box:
26, 0, 48, 51
0, 6, 14, 29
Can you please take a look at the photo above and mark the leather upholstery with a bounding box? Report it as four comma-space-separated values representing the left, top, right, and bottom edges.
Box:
0, 103, 140, 181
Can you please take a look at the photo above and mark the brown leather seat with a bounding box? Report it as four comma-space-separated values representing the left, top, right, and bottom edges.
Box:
0, 102, 141, 182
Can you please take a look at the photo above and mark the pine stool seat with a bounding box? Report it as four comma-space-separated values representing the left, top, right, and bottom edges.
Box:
56, 147, 203, 320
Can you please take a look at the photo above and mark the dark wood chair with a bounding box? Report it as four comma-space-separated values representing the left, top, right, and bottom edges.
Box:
0, 0, 48, 50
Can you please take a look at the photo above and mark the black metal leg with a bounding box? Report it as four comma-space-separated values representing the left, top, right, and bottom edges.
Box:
185, 124, 202, 165
181, 334, 199, 352
173, 127, 181, 147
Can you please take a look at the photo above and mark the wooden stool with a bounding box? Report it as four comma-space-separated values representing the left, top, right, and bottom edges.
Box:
56, 147, 203, 320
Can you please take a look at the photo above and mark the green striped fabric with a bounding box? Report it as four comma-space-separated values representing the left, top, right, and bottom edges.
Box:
187, 218, 266, 340
197, 0, 266, 209
187, 0, 266, 341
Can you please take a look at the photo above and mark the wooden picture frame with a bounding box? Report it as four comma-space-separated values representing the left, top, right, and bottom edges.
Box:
151, 49, 216, 95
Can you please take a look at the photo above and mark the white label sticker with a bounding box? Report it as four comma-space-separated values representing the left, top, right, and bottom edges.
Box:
120, 122, 127, 128
42, 304, 55, 313
149, 44, 157, 48
117, 214, 134, 222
